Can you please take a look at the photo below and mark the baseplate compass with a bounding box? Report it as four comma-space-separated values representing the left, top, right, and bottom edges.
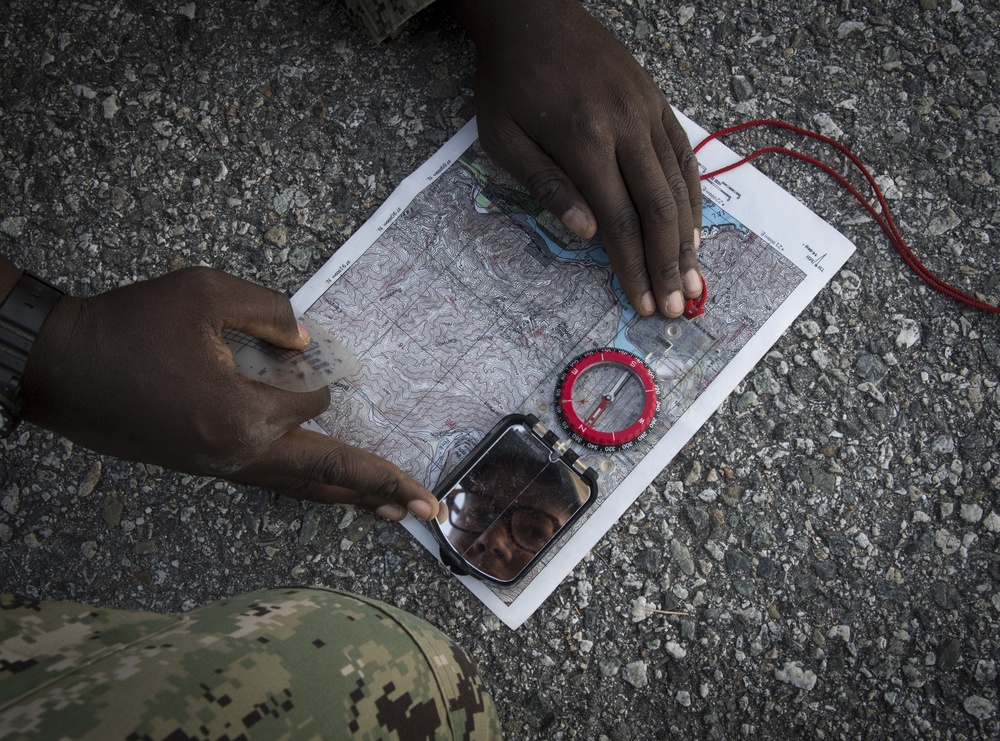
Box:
556, 348, 660, 451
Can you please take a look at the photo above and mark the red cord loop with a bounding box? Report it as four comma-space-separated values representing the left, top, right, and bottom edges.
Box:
694, 119, 998, 314
684, 275, 708, 319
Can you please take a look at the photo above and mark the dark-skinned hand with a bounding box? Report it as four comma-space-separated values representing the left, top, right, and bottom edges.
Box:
21, 266, 440, 522
450, 0, 703, 317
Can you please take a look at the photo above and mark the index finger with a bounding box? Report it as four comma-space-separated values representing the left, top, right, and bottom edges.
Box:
566, 138, 679, 316
238, 428, 440, 521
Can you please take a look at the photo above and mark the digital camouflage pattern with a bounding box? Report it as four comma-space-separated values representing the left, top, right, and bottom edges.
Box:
0, 588, 501, 740
341, 0, 438, 42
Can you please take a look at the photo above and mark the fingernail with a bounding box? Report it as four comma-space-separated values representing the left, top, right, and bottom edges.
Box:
436, 502, 449, 524
639, 290, 656, 315
684, 269, 702, 294
376, 503, 406, 521
297, 322, 311, 345
693, 227, 701, 251
666, 290, 685, 316
407, 500, 435, 521
561, 206, 592, 238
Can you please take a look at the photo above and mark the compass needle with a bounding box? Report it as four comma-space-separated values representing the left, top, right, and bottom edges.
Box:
556, 348, 661, 451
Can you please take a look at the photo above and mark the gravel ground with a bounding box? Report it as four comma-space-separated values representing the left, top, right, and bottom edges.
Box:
2, 1, 998, 738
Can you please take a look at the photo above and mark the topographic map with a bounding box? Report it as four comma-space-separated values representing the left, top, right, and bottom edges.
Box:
295, 114, 855, 628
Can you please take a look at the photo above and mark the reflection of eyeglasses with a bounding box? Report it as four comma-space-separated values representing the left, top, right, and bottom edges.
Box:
448, 488, 562, 553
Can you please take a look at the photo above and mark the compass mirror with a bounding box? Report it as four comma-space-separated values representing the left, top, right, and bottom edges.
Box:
433, 415, 598, 585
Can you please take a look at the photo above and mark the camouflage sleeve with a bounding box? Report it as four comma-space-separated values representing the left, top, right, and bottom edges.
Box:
0, 588, 502, 740
340, 0, 440, 42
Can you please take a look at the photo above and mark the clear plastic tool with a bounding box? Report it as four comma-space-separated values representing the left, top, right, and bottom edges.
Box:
222, 316, 360, 392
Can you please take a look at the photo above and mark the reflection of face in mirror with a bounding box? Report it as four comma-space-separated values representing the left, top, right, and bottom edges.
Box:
438, 424, 591, 582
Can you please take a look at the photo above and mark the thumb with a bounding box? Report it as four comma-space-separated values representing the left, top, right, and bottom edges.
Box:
211, 273, 308, 350
478, 117, 597, 240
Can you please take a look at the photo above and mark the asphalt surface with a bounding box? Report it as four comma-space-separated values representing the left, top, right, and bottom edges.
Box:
1, 0, 998, 738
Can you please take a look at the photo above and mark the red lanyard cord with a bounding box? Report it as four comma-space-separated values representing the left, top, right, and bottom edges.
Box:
693, 119, 999, 314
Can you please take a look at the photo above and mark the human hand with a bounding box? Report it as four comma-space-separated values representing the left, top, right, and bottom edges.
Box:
450, 0, 702, 317
21, 267, 439, 522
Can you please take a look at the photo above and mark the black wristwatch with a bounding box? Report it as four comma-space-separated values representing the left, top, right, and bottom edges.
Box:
0, 272, 64, 438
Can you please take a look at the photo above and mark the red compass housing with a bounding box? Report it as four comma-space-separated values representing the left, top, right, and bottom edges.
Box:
556, 348, 660, 451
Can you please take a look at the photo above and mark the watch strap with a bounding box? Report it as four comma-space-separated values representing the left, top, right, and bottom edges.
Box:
0, 272, 65, 431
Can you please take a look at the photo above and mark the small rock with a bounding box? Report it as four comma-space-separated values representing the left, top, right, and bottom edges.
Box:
812, 559, 838, 581
79, 461, 103, 497
962, 695, 994, 720
896, 318, 921, 348
684, 505, 710, 535
858, 382, 885, 404
136, 540, 158, 555
177, 3, 196, 19
675, 690, 691, 707
934, 528, 960, 555
24, 533, 41, 549
797, 320, 822, 339
670, 538, 695, 576
812, 113, 844, 139
928, 207, 961, 236
103, 95, 119, 120
974, 660, 996, 686
635, 548, 661, 575
724, 550, 752, 574
937, 638, 961, 669
678, 5, 696, 25
111, 187, 129, 211
623, 661, 648, 688
828, 625, 851, 642
81, 541, 98, 559
665, 641, 687, 660
752, 368, 781, 395
273, 188, 297, 215
264, 226, 288, 247
855, 355, 887, 383
102, 497, 124, 528
775, 662, 818, 690
0, 523, 11, 543
2, 487, 19, 516
298, 510, 320, 545
631, 597, 650, 622
931, 435, 955, 454
735, 390, 758, 412
731, 75, 755, 102
837, 21, 867, 38
0, 216, 27, 238
983, 511, 1000, 533
288, 246, 312, 272
600, 658, 621, 677
959, 503, 983, 523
